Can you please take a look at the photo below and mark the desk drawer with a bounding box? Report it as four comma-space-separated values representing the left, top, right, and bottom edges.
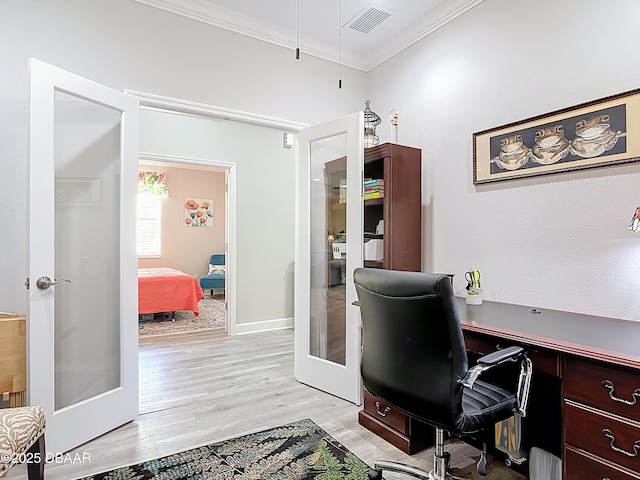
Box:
565, 356, 640, 420
463, 331, 561, 377
360, 388, 434, 454
363, 388, 408, 434
564, 400, 640, 473
564, 445, 640, 480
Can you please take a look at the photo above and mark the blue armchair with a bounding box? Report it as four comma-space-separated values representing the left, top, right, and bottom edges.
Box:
200, 254, 225, 295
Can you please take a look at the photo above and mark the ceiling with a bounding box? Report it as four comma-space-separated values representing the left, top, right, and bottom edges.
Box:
132, 0, 483, 71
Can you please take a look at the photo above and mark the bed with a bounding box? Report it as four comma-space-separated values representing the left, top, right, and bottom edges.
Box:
138, 267, 204, 317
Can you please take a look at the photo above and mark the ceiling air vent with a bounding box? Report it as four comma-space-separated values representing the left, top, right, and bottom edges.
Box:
346, 4, 391, 34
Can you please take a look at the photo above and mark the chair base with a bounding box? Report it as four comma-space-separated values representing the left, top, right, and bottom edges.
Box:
206, 288, 225, 296
370, 460, 466, 480
368, 427, 486, 480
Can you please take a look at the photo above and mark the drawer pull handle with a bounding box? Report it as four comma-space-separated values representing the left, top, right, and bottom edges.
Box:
602, 428, 640, 457
375, 401, 391, 417
602, 380, 640, 406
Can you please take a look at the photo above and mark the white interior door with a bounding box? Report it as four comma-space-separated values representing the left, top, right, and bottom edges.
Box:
294, 112, 364, 404
28, 58, 139, 454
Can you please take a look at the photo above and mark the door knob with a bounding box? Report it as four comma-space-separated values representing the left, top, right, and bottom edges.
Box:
36, 276, 71, 290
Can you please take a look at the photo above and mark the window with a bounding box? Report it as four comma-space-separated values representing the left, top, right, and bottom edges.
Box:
137, 194, 161, 258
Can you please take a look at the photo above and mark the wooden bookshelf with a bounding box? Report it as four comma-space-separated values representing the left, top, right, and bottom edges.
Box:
359, 143, 424, 453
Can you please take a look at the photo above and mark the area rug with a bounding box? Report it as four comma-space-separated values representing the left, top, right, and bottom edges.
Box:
138, 293, 225, 337
78, 418, 371, 479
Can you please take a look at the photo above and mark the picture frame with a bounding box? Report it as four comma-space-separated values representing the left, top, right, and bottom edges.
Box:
184, 197, 213, 227
473, 88, 640, 184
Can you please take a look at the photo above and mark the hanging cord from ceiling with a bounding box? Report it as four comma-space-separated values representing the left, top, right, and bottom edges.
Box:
295, 0, 300, 59
338, 0, 342, 88
295, 0, 343, 88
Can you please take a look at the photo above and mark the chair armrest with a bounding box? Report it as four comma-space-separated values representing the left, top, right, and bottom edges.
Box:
461, 345, 533, 417
477, 345, 523, 366
461, 345, 524, 390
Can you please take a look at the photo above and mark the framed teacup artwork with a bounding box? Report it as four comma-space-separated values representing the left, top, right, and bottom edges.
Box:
473, 88, 640, 184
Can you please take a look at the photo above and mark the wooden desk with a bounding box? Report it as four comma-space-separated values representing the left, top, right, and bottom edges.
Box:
360, 298, 640, 479
460, 298, 640, 479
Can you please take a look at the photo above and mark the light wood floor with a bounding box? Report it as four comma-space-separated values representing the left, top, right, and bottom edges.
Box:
7, 328, 525, 480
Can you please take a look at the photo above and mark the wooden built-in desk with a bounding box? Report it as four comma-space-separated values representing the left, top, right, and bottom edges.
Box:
458, 298, 640, 479
360, 297, 640, 479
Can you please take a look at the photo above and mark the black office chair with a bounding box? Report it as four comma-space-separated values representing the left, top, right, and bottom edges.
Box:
354, 268, 533, 480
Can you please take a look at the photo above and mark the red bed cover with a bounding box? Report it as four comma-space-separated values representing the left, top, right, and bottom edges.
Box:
138, 267, 204, 316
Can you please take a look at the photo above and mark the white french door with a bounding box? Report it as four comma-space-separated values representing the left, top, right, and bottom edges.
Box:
28, 58, 139, 454
294, 112, 364, 404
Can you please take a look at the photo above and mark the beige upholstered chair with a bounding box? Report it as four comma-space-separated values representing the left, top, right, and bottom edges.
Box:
0, 406, 46, 479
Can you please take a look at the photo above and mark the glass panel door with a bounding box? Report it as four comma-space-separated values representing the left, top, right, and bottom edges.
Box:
29, 58, 139, 454
294, 112, 363, 404
310, 135, 347, 365
53, 90, 122, 409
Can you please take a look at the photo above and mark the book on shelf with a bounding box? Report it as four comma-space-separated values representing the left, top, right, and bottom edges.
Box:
363, 192, 384, 200
363, 178, 384, 198
363, 179, 384, 187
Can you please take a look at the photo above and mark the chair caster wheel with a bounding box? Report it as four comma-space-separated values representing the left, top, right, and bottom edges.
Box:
368, 468, 383, 479
477, 453, 488, 476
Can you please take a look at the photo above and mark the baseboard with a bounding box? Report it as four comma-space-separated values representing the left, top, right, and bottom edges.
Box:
234, 316, 293, 335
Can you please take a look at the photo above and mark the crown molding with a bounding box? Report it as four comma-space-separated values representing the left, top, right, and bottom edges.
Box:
131, 0, 484, 72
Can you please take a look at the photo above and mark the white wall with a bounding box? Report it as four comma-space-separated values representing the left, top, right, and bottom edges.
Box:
368, 0, 640, 321
0, 0, 367, 319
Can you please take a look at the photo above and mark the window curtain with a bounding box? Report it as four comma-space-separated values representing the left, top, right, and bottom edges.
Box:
138, 171, 169, 196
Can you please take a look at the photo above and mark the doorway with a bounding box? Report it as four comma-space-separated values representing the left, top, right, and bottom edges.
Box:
136, 157, 232, 336
128, 89, 307, 338
129, 92, 303, 417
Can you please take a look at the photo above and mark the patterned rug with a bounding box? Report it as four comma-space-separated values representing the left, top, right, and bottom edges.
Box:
78, 418, 370, 479
138, 293, 225, 337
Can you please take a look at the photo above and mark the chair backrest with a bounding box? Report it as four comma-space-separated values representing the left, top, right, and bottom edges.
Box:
354, 267, 468, 430
209, 254, 225, 266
